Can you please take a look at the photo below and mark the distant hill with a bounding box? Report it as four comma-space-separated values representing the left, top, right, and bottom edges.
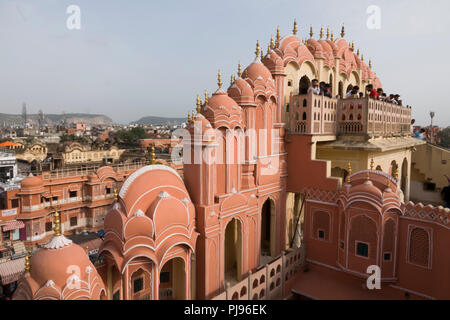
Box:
0, 113, 114, 126
131, 116, 186, 126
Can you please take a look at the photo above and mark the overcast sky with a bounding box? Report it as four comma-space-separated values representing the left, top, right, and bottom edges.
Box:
0, 0, 449, 126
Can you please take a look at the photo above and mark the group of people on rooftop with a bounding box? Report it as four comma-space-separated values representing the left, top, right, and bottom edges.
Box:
307, 79, 332, 98
307, 79, 403, 105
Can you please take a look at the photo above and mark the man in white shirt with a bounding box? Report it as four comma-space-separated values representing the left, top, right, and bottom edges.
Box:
308, 79, 321, 95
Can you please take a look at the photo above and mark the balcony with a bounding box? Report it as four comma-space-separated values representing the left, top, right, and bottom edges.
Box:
288, 92, 412, 137
338, 97, 411, 136
289, 92, 338, 136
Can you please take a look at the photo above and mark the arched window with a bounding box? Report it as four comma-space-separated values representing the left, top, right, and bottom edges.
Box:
303, 99, 307, 107
302, 112, 307, 121
286, 104, 290, 113
409, 227, 430, 268
299, 76, 311, 94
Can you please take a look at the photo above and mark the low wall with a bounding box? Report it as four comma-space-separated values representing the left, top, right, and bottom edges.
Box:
212, 245, 306, 300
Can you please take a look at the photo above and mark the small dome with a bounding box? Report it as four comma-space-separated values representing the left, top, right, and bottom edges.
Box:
228, 78, 255, 105
350, 180, 383, 199
279, 35, 301, 52
306, 38, 324, 58
243, 60, 273, 83
14, 235, 106, 300
318, 40, 333, 56
206, 89, 240, 112
21, 173, 43, 190
189, 114, 214, 133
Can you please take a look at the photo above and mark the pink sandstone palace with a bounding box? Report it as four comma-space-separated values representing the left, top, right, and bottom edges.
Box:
8, 22, 450, 300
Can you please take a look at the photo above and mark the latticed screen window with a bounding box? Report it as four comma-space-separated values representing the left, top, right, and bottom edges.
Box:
409, 228, 430, 267
70, 216, 78, 227
318, 230, 325, 239
45, 222, 53, 232
356, 242, 369, 258
160, 272, 170, 283
133, 278, 143, 293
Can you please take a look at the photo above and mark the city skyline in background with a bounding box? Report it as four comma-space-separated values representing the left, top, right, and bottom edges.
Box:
0, 0, 449, 126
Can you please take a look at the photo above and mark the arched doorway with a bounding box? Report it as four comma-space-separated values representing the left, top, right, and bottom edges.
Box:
159, 257, 186, 300
103, 253, 122, 300
331, 167, 349, 182
346, 84, 353, 95
285, 193, 305, 249
299, 76, 311, 94
261, 199, 275, 262
225, 218, 242, 283
329, 74, 333, 95
390, 161, 398, 177
401, 158, 409, 200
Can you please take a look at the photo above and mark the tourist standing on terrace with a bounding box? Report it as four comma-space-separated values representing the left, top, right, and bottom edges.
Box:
308, 79, 321, 95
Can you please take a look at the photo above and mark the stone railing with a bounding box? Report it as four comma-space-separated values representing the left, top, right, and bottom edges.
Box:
42, 161, 147, 180
289, 92, 338, 136
288, 93, 412, 137
212, 245, 306, 300
337, 97, 411, 136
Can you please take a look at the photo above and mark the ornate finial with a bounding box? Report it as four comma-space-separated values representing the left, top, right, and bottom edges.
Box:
326, 27, 330, 40
267, 42, 270, 53
113, 188, 118, 202
54, 210, 61, 236
270, 36, 275, 50
351, 41, 355, 50
369, 60, 372, 69
293, 19, 298, 35
151, 146, 156, 164
370, 158, 375, 170
320, 26, 324, 39
330, 31, 334, 41
230, 75, 234, 86
255, 40, 260, 58
217, 69, 222, 88
357, 48, 360, 57
260, 49, 264, 60
237, 61, 242, 78
341, 24, 345, 38
191, 110, 195, 122
196, 95, 201, 113
187, 112, 191, 123
347, 162, 352, 184
309, 25, 314, 38
361, 54, 364, 61
366, 171, 371, 181
25, 251, 31, 273
86, 245, 89, 254
276, 26, 280, 48
204, 90, 209, 104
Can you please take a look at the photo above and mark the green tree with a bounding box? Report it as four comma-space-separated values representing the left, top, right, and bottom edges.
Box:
116, 127, 147, 145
